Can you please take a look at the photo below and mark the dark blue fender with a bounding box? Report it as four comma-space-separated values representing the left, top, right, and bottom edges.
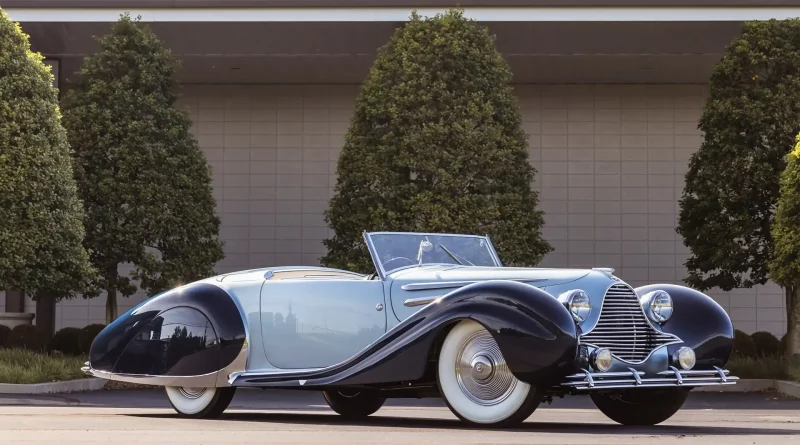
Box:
88, 283, 246, 377
635, 284, 734, 369
235, 280, 579, 388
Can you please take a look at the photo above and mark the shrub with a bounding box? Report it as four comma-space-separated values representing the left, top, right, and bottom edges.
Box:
789, 362, 800, 382
751, 331, 781, 357
0, 324, 10, 347
733, 329, 757, 357
79, 324, 106, 353
322, 9, 551, 273
0, 348, 87, 384
51, 327, 86, 356
7, 324, 47, 351
726, 354, 788, 380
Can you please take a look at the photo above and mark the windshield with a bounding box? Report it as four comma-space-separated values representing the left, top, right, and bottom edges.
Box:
364, 232, 501, 276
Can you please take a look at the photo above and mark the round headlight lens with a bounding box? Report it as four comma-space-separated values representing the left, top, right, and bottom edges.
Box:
674, 347, 696, 370
568, 291, 592, 322
592, 348, 613, 372
647, 290, 673, 323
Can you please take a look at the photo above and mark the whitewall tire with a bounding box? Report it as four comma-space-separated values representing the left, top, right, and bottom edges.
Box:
165, 386, 236, 418
438, 320, 541, 427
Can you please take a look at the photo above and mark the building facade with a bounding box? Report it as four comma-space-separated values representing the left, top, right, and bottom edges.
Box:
1, 1, 796, 335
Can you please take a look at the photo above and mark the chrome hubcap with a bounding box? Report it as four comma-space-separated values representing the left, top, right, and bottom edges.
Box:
470, 355, 494, 380
178, 387, 207, 399
455, 330, 517, 406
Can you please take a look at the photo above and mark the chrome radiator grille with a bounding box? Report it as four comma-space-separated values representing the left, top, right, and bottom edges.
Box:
580, 284, 679, 363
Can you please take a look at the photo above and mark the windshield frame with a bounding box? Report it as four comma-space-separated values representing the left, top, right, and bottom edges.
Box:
362, 231, 503, 280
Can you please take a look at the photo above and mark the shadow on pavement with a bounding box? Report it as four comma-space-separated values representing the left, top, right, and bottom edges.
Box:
127, 411, 800, 436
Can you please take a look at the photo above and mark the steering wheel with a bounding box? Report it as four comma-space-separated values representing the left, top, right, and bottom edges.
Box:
382, 256, 415, 270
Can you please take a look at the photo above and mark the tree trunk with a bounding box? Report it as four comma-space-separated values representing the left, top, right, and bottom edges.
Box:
34, 291, 56, 351
787, 285, 800, 364
105, 286, 117, 325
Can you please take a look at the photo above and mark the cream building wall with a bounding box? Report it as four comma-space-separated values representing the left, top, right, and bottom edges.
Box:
2, 83, 786, 336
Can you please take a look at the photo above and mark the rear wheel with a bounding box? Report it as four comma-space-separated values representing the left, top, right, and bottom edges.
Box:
322, 389, 386, 419
437, 320, 541, 427
165, 386, 236, 418
591, 388, 690, 425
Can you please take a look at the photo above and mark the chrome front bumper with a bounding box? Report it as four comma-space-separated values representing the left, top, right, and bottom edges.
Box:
562, 366, 738, 391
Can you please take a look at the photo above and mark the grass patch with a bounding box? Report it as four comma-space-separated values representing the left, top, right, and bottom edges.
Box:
0, 348, 88, 384
789, 363, 800, 382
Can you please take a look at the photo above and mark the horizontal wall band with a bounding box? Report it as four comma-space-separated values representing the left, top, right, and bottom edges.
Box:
5, 7, 800, 22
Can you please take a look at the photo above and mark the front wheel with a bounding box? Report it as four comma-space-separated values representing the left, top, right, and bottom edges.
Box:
437, 320, 542, 427
591, 388, 690, 425
165, 386, 236, 418
322, 389, 386, 418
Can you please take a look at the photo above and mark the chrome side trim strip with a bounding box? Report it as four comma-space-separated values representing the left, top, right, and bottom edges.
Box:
82, 363, 219, 388
401, 278, 547, 291
403, 295, 443, 307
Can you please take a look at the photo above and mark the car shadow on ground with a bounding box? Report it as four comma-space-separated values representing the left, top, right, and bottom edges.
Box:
127, 411, 800, 436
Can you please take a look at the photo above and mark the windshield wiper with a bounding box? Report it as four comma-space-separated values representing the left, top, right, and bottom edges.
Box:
438, 243, 473, 266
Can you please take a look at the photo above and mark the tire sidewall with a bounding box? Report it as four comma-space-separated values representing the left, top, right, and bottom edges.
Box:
437, 320, 532, 425
165, 387, 218, 416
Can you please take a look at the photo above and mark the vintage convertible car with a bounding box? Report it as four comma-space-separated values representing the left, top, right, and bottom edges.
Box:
82, 231, 738, 427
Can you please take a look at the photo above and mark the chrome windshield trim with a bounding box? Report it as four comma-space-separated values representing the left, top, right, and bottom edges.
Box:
363, 231, 501, 281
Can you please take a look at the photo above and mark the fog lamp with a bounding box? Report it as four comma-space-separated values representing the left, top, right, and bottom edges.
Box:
591, 348, 613, 373
674, 347, 696, 370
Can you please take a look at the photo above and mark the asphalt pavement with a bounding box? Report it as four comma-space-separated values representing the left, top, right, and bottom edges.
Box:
0, 388, 798, 444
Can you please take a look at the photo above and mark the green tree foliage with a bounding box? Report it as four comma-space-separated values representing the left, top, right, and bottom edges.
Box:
676, 20, 800, 323
0, 10, 94, 299
322, 10, 551, 272
61, 15, 224, 323
769, 137, 800, 360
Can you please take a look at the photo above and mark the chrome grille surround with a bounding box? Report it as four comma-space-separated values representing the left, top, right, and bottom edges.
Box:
579, 284, 681, 364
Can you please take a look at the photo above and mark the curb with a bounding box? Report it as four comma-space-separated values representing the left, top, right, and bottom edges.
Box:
694, 379, 800, 398
0, 378, 106, 395
774, 380, 800, 399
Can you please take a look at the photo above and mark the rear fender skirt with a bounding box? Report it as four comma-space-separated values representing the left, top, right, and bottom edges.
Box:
88, 282, 246, 377
233, 280, 578, 388
635, 284, 734, 369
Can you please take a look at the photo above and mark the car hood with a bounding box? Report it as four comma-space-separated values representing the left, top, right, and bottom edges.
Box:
390, 265, 593, 288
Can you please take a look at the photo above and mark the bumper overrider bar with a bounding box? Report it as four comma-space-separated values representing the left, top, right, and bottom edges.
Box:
562, 366, 738, 391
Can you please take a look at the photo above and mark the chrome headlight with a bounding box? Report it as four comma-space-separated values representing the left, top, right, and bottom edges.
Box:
641, 290, 673, 323
558, 289, 592, 322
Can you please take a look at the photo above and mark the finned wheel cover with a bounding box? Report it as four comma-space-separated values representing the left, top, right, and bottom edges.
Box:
455, 330, 517, 406
178, 387, 208, 399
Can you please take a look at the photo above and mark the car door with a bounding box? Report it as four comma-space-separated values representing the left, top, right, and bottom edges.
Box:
260, 276, 387, 369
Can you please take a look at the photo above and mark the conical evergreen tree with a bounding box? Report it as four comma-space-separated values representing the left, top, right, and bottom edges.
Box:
322, 10, 551, 273
769, 135, 800, 361
61, 15, 224, 323
0, 10, 94, 306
